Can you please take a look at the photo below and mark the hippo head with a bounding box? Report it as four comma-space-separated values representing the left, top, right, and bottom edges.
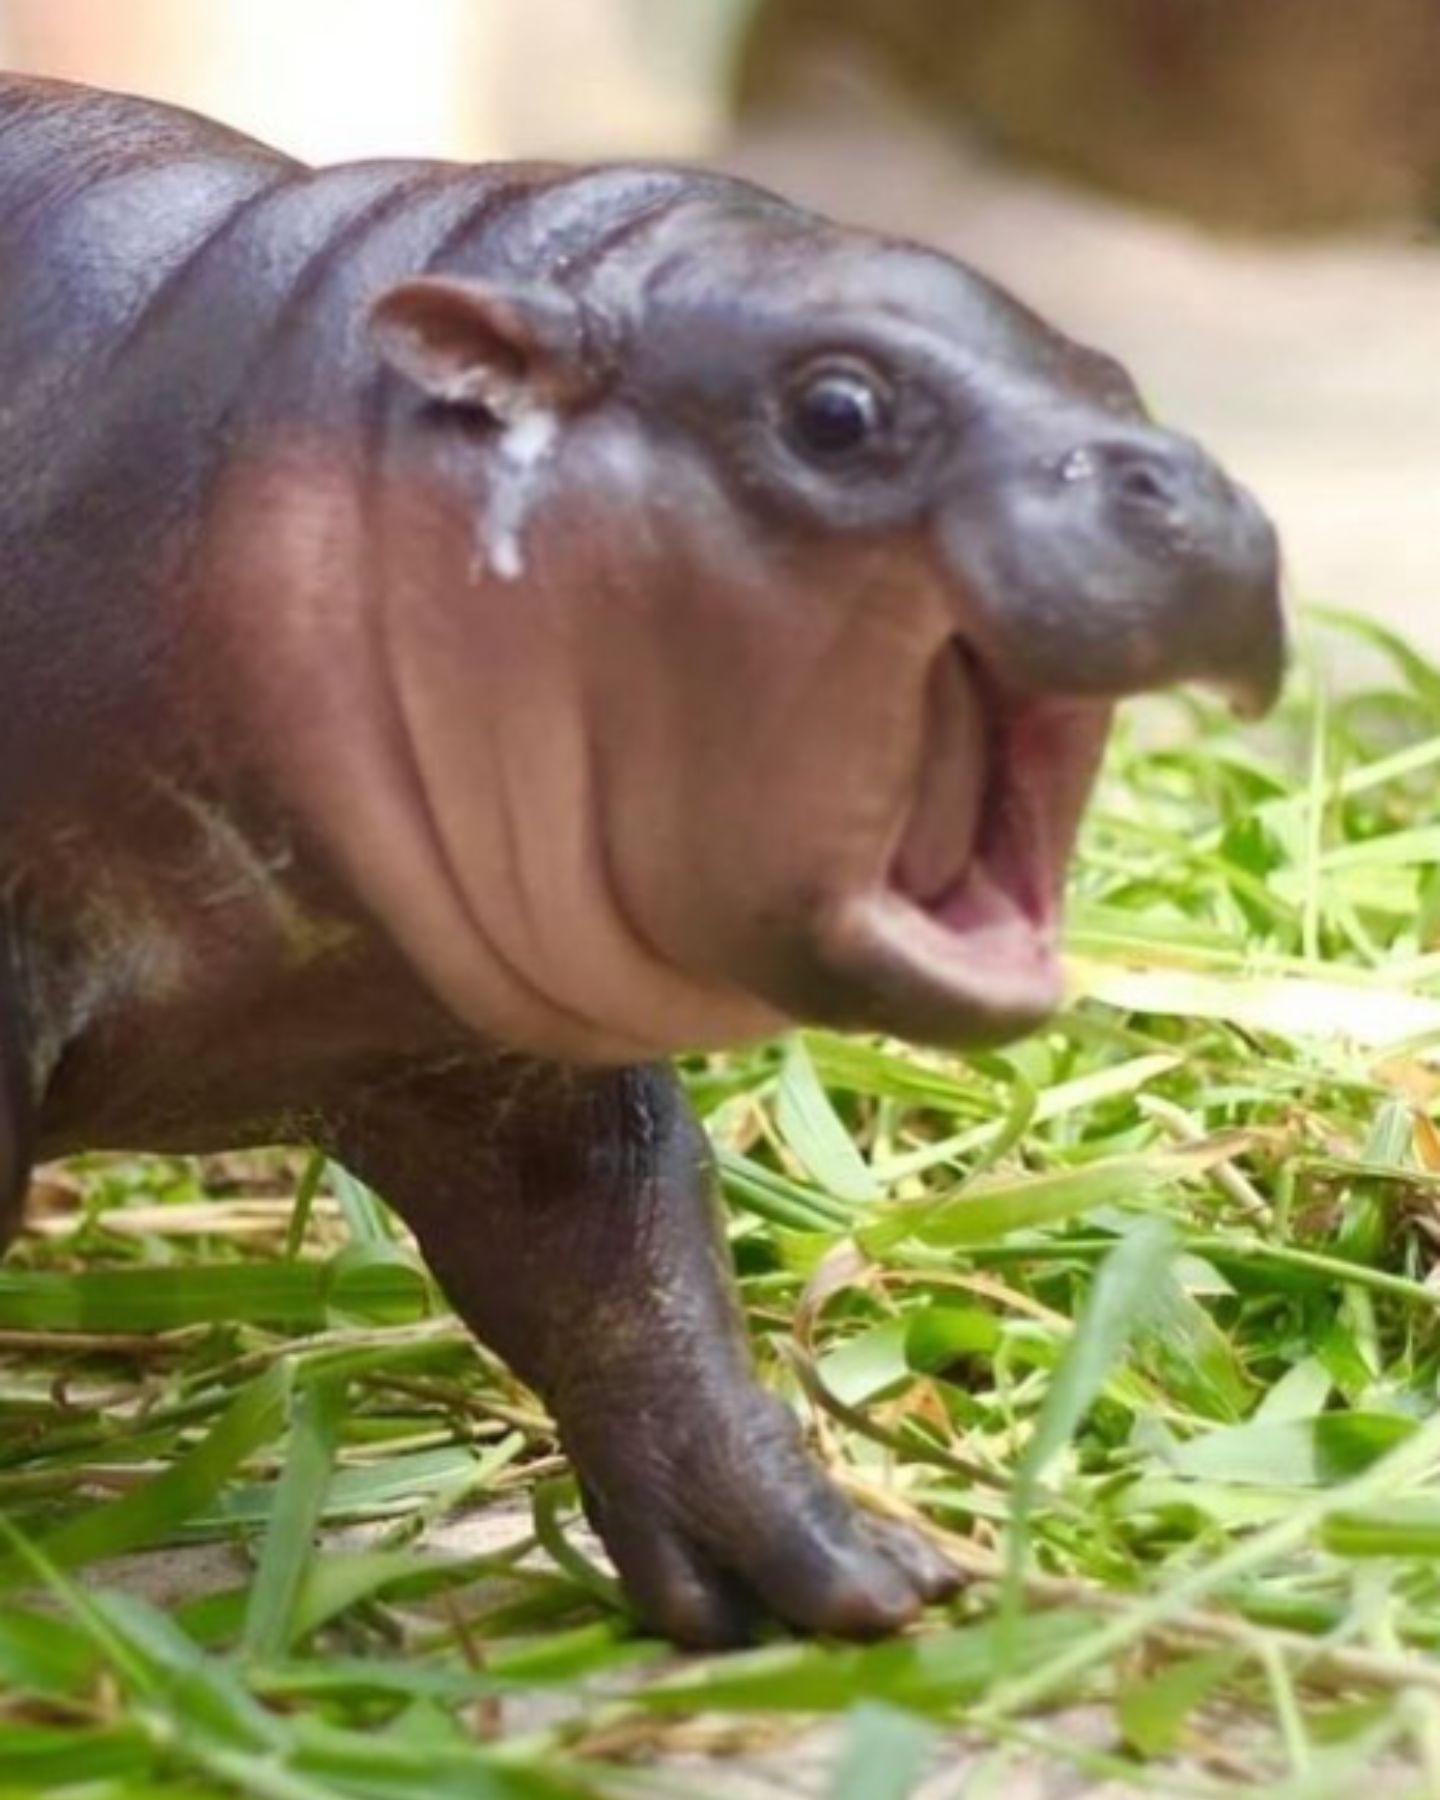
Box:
354, 179, 1283, 1063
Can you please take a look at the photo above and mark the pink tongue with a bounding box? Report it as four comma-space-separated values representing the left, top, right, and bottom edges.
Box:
894, 651, 986, 905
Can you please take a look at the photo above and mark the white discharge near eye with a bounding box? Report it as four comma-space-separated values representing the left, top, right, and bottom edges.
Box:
475, 408, 560, 582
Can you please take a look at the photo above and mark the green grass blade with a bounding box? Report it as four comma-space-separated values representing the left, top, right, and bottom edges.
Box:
241, 1375, 346, 1660
830, 1703, 936, 1800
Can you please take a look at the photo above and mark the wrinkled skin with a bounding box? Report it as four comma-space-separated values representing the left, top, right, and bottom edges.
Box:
0, 75, 1284, 1645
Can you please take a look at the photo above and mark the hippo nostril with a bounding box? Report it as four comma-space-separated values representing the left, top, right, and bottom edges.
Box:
1115, 460, 1172, 506
1097, 442, 1187, 512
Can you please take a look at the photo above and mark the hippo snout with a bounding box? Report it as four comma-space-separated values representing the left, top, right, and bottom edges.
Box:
944, 418, 1287, 718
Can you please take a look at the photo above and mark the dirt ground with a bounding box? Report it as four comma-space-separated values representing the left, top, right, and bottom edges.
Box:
724, 62, 1440, 658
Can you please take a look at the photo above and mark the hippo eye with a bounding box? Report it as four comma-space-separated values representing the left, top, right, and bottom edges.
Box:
786, 363, 889, 461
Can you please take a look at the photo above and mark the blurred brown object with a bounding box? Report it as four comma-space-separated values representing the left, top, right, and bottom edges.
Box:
737, 0, 1440, 234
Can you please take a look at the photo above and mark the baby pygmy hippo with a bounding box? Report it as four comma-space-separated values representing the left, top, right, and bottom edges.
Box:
0, 75, 1283, 1645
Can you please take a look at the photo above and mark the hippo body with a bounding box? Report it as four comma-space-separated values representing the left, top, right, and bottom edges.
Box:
0, 75, 1283, 1645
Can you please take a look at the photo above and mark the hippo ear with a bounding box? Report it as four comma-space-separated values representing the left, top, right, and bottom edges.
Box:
369, 276, 602, 423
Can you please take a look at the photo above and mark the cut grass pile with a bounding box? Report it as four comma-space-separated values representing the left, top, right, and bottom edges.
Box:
5, 611, 1440, 1796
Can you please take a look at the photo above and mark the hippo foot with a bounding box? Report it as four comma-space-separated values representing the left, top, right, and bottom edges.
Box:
572, 1389, 959, 1648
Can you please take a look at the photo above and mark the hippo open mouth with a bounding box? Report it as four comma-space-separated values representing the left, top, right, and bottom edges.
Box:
880, 642, 1112, 1014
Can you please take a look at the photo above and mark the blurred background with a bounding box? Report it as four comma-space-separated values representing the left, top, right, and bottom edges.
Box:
2, 0, 1435, 648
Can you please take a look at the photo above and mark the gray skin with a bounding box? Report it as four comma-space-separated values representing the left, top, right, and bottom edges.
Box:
0, 75, 1284, 1647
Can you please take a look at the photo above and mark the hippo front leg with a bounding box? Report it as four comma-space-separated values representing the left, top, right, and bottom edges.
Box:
331, 1060, 956, 1647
